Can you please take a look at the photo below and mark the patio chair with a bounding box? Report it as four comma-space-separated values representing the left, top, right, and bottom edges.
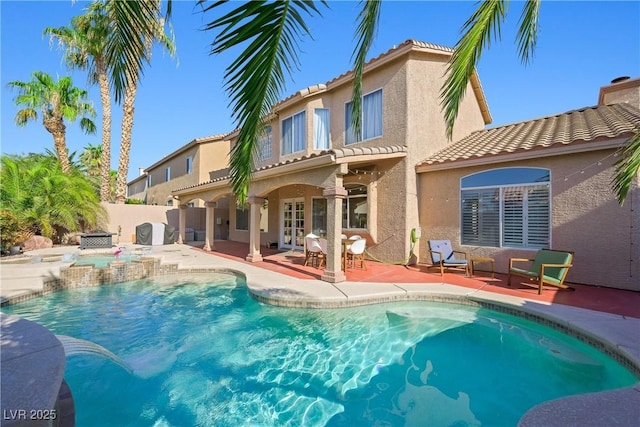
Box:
508, 249, 574, 294
346, 238, 367, 270
427, 240, 470, 277
304, 236, 325, 268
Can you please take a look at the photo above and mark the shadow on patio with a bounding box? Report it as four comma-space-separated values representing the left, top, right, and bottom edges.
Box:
190, 240, 640, 318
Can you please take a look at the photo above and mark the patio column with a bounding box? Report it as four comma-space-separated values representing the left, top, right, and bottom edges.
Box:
321, 186, 347, 283
177, 204, 187, 244
203, 201, 216, 251
246, 196, 264, 262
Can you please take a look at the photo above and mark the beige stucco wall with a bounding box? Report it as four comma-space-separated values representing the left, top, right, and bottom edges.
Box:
417, 149, 639, 291
101, 203, 177, 243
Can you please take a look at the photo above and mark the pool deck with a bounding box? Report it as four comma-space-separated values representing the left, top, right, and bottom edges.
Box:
1, 242, 639, 426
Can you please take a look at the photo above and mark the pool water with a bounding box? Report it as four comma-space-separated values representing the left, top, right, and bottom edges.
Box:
73, 254, 140, 267
2, 274, 636, 427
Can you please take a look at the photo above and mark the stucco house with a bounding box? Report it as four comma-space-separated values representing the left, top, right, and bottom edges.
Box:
417, 77, 640, 291
172, 39, 491, 282
136, 39, 638, 291
127, 133, 231, 206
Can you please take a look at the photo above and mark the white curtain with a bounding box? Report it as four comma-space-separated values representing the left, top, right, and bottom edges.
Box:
363, 89, 382, 140
314, 108, 330, 149
293, 111, 306, 152
282, 117, 293, 154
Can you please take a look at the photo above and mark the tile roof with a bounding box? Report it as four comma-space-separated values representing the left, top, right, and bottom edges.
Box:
417, 103, 640, 167
173, 145, 407, 193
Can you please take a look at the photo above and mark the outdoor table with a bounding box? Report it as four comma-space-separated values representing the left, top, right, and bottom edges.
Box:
470, 256, 495, 278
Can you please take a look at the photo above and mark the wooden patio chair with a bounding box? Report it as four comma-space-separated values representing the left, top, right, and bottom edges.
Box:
427, 240, 470, 277
508, 249, 574, 294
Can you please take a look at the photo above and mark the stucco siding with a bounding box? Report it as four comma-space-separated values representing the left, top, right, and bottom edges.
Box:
418, 150, 639, 290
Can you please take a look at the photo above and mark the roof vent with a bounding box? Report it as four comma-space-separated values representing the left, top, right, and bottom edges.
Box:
611, 76, 630, 84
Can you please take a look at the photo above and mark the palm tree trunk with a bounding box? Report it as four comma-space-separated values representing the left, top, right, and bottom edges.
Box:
115, 82, 137, 204
97, 62, 113, 202
43, 117, 72, 173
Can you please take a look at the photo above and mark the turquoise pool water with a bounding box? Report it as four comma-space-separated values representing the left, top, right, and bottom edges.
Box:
2, 273, 636, 426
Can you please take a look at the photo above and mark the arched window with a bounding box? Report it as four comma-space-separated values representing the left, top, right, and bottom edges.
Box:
460, 168, 550, 249
342, 184, 367, 229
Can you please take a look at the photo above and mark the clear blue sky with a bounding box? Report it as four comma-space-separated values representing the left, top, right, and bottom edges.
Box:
2, 1, 639, 182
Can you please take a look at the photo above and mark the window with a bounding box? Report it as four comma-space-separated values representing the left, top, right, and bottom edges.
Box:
345, 89, 382, 144
314, 109, 330, 149
147, 175, 152, 187
186, 156, 193, 174
282, 111, 306, 155
258, 126, 272, 161
461, 168, 550, 249
165, 167, 171, 182
312, 198, 327, 236
236, 205, 249, 231
342, 184, 368, 229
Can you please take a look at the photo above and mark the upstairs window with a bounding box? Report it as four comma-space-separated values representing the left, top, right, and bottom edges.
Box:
165, 167, 171, 182
461, 168, 550, 249
314, 108, 330, 149
345, 89, 382, 145
257, 125, 272, 161
186, 156, 193, 174
282, 111, 306, 155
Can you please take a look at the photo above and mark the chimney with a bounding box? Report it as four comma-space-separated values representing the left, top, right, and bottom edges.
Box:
139, 168, 146, 176
598, 76, 640, 108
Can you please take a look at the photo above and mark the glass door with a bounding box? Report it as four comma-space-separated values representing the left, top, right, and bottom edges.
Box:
281, 198, 304, 249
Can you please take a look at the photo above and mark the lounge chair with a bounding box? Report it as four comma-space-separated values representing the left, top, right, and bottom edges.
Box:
508, 249, 574, 294
427, 240, 470, 276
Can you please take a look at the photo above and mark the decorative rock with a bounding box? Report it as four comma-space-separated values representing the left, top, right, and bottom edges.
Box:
21, 235, 53, 251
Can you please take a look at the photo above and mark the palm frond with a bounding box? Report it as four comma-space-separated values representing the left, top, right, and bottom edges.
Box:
204, 0, 325, 203
350, 0, 381, 140
516, 0, 541, 65
104, 0, 160, 102
612, 130, 640, 204
441, 0, 507, 140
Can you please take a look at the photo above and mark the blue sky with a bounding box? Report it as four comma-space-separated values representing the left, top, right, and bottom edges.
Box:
2, 1, 639, 181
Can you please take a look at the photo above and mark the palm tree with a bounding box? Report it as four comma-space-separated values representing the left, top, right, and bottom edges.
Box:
80, 142, 103, 178
113, 3, 176, 204
7, 72, 97, 173
0, 154, 106, 242
45, 1, 114, 202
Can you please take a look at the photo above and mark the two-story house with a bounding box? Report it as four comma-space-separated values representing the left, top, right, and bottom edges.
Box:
172, 40, 491, 283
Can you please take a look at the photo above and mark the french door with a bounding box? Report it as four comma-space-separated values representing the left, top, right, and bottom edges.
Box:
281, 198, 305, 249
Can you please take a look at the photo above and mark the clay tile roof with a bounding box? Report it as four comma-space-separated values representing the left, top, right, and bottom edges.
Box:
174, 145, 408, 193
417, 103, 640, 167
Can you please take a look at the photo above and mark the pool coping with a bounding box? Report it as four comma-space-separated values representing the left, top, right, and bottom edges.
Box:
2, 244, 639, 426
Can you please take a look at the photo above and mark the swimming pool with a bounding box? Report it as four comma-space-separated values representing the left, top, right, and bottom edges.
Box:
2, 273, 636, 426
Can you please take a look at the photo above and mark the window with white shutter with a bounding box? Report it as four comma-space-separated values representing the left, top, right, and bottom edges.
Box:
461, 168, 550, 249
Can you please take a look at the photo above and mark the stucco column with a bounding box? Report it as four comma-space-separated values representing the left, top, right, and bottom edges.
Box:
177, 204, 187, 244
321, 186, 347, 283
246, 196, 264, 262
203, 201, 216, 251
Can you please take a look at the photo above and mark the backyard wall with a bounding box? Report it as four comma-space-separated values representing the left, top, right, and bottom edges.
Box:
102, 203, 210, 243
102, 203, 177, 243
